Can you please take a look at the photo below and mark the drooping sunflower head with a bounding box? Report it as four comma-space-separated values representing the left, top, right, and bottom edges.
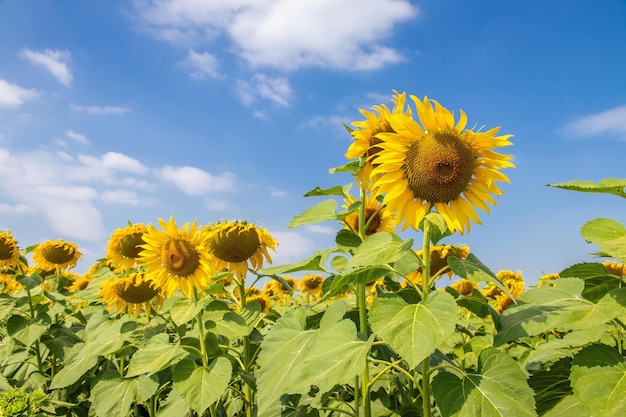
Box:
407, 244, 470, 283
0, 230, 20, 269
342, 192, 396, 237
204, 220, 278, 279
482, 270, 525, 313
99, 269, 164, 317
105, 224, 148, 270
371, 95, 514, 234
449, 279, 479, 296
138, 217, 213, 298
299, 274, 324, 292
31, 240, 82, 271
603, 260, 625, 277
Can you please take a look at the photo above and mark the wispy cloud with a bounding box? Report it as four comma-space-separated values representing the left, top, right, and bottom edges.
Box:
237, 74, 293, 107
563, 105, 626, 140
70, 103, 133, 115
182, 49, 220, 79
66, 130, 90, 144
20, 48, 73, 86
0, 79, 39, 108
134, 0, 417, 71
159, 166, 236, 195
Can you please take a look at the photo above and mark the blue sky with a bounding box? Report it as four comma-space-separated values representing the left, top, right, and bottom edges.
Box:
1, 0, 626, 285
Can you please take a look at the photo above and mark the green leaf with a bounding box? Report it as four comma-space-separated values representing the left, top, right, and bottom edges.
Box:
83, 318, 126, 357
90, 371, 159, 417
6, 313, 51, 346
328, 161, 360, 174
335, 229, 362, 248
288, 200, 339, 229
49, 343, 98, 389
528, 358, 574, 415
449, 254, 515, 300
347, 232, 413, 268
303, 184, 352, 197
0, 295, 16, 322
330, 266, 390, 291
570, 344, 626, 417
524, 327, 605, 370
173, 357, 232, 415
542, 395, 591, 417
494, 279, 626, 346
548, 178, 626, 198
369, 291, 458, 369
154, 390, 190, 417
261, 248, 334, 275
125, 333, 188, 378
206, 310, 251, 339
432, 348, 537, 417
580, 218, 626, 263
559, 262, 622, 302
170, 299, 204, 326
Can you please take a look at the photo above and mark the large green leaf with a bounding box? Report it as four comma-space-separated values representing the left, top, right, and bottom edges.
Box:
570, 344, 626, 417
0, 295, 16, 322
173, 357, 232, 415
90, 371, 159, 417
6, 313, 51, 346
548, 178, 626, 199
528, 358, 573, 415
49, 343, 98, 389
83, 318, 126, 356
125, 333, 188, 377
369, 291, 458, 369
261, 248, 334, 275
256, 303, 372, 417
542, 395, 591, 417
523, 327, 605, 370
303, 184, 352, 197
494, 279, 626, 346
432, 348, 537, 417
156, 390, 190, 417
347, 232, 413, 269
448, 254, 514, 300
329, 266, 391, 291
170, 298, 204, 326
559, 262, 623, 302
289, 199, 339, 229
580, 218, 626, 263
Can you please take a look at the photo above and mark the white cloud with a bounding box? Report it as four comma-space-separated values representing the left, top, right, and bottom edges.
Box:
77, 152, 150, 174
0, 203, 37, 215
70, 103, 133, 115
204, 198, 228, 210
134, 0, 417, 71
160, 165, 236, 195
237, 73, 293, 107
304, 224, 337, 235
101, 189, 141, 205
182, 49, 220, 79
269, 186, 287, 197
563, 105, 626, 140
66, 130, 90, 144
0, 79, 39, 108
267, 230, 316, 265
20, 48, 73, 86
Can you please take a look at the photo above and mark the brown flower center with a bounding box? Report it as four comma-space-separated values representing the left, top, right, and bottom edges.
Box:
115, 280, 158, 303
161, 239, 199, 277
209, 226, 261, 263
118, 233, 145, 259
42, 245, 76, 265
0, 237, 15, 261
404, 131, 474, 202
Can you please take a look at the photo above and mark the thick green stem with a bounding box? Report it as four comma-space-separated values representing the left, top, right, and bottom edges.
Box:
421, 219, 432, 417
236, 279, 254, 417
192, 289, 208, 368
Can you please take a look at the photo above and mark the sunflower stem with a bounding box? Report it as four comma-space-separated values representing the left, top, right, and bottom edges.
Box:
192, 288, 208, 368
421, 219, 432, 417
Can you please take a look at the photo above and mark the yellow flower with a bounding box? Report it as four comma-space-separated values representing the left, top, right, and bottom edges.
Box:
0, 268, 23, 294
105, 224, 148, 270
299, 274, 324, 299
371, 95, 514, 234
450, 279, 479, 296
204, 221, 277, 279
407, 244, 470, 283
482, 270, 525, 313
67, 275, 91, 292
537, 273, 560, 288
0, 230, 20, 269
99, 269, 163, 317
247, 294, 271, 313
31, 240, 82, 271
139, 217, 214, 298
603, 260, 625, 277
343, 192, 396, 237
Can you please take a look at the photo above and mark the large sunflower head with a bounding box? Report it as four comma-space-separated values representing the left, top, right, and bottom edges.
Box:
99, 269, 164, 317
31, 240, 82, 271
342, 192, 396, 237
346, 91, 411, 182
138, 217, 213, 298
0, 230, 20, 269
204, 220, 278, 279
371, 95, 514, 234
105, 224, 148, 270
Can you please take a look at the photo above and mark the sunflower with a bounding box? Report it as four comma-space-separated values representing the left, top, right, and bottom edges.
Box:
247, 294, 271, 313
343, 192, 396, 237
537, 273, 560, 288
105, 223, 148, 270
299, 274, 324, 299
204, 220, 277, 279
482, 270, 525, 313
139, 217, 213, 298
346, 91, 411, 182
603, 260, 625, 277
371, 95, 514, 234
0, 268, 23, 294
406, 244, 470, 284
449, 279, 479, 296
0, 230, 21, 269
99, 269, 164, 317
31, 240, 82, 271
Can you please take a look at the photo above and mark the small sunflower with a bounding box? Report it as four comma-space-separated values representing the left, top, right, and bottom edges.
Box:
139, 217, 214, 298
343, 192, 396, 237
603, 260, 625, 277
537, 273, 560, 288
449, 279, 479, 296
31, 240, 82, 271
299, 274, 324, 299
407, 244, 470, 284
371, 95, 514, 234
99, 269, 164, 317
0, 230, 21, 269
482, 270, 525, 313
204, 221, 277, 279
105, 224, 148, 270
67, 275, 91, 292
0, 268, 23, 294
247, 294, 271, 313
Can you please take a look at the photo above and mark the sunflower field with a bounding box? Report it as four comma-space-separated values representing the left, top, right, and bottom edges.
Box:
2, 92, 626, 417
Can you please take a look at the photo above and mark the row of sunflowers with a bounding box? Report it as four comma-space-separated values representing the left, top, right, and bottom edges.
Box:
2, 92, 626, 417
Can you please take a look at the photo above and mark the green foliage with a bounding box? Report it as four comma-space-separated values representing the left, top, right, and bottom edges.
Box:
548, 178, 626, 199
